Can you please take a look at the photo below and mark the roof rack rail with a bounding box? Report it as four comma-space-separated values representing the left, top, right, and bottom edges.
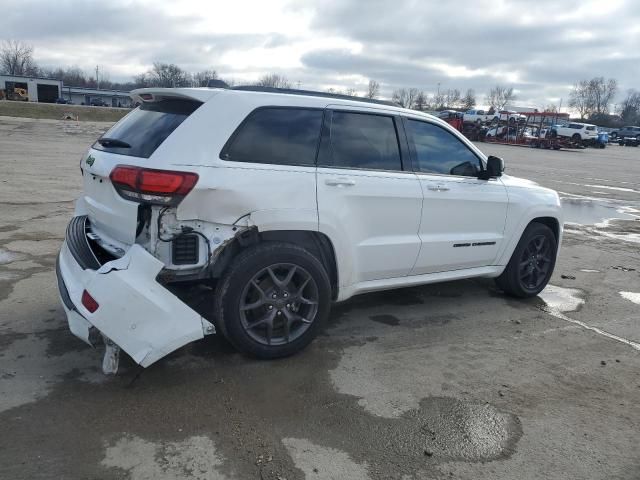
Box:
230, 85, 399, 107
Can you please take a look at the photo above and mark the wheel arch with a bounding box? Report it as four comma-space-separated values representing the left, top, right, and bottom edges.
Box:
530, 216, 560, 242
211, 228, 340, 301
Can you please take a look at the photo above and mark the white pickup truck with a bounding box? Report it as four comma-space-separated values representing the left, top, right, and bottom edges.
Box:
463, 109, 493, 123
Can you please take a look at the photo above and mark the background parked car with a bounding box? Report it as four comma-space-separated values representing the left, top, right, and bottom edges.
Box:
555, 122, 598, 143
616, 125, 640, 141
493, 110, 526, 123
463, 109, 492, 123
89, 98, 108, 107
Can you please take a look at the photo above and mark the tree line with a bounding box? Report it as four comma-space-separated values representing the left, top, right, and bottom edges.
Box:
3, 39, 640, 124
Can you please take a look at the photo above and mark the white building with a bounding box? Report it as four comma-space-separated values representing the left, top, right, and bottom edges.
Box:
1, 75, 132, 107
0, 75, 62, 102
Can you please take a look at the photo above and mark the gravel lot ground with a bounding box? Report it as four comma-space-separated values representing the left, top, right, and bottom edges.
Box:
0, 116, 638, 480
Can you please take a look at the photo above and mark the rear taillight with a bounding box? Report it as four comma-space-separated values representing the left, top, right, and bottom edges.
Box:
109, 165, 198, 206
81, 290, 99, 313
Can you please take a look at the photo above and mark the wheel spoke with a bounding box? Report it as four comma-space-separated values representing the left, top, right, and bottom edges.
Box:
241, 296, 266, 311
282, 266, 297, 289
266, 267, 282, 288
247, 310, 275, 331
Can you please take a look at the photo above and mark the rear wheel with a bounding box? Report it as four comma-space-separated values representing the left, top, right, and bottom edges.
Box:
214, 242, 331, 358
496, 223, 557, 298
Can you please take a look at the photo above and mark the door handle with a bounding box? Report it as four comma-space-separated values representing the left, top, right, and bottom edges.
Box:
427, 184, 450, 192
325, 178, 356, 187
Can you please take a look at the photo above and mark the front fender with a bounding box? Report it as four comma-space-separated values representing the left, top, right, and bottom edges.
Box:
495, 188, 563, 267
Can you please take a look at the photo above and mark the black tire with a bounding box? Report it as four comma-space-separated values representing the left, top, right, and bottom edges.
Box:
214, 242, 331, 359
571, 133, 581, 143
495, 222, 557, 298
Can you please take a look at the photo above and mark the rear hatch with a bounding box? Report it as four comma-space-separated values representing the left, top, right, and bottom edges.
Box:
80, 93, 206, 253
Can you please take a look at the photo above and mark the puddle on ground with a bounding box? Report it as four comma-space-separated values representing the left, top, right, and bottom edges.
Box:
561, 197, 638, 226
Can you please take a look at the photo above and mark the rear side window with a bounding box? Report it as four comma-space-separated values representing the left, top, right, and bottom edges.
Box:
93, 99, 201, 158
586, 126, 596, 131
407, 119, 482, 177
321, 112, 402, 171
221, 107, 323, 166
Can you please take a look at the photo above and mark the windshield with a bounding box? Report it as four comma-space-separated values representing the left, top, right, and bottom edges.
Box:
93, 98, 202, 158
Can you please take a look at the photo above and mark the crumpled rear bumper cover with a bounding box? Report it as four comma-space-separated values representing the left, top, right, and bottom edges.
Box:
56, 215, 214, 368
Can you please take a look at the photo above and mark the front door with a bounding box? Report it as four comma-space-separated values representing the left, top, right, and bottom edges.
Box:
403, 117, 509, 275
316, 108, 423, 286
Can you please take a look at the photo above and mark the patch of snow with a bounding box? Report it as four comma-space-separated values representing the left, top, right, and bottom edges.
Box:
580, 269, 600, 273
620, 292, 640, 305
585, 184, 639, 193
0, 249, 17, 265
539, 285, 640, 351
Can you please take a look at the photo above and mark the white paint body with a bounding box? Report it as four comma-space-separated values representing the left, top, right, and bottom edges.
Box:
57, 87, 563, 367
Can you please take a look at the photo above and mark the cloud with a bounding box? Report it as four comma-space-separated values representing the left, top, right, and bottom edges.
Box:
1, 0, 638, 107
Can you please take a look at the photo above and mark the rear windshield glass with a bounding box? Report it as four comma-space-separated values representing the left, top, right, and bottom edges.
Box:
93, 99, 201, 158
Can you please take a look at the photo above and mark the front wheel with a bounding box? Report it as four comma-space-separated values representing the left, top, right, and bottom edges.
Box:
214, 242, 331, 359
496, 223, 557, 298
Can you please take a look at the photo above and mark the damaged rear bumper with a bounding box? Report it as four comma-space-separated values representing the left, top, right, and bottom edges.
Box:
56, 215, 214, 369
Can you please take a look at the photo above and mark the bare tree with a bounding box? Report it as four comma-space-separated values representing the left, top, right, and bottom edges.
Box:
414, 91, 428, 111
257, 73, 291, 89
568, 80, 591, 119
392, 88, 420, 109
588, 77, 617, 116
569, 77, 618, 119
136, 62, 191, 88
545, 103, 559, 113
192, 69, 218, 87
619, 89, 640, 124
443, 88, 461, 108
365, 79, 380, 99
461, 89, 476, 110
485, 85, 516, 110
344, 88, 358, 97
432, 91, 446, 110
0, 40, 39, 76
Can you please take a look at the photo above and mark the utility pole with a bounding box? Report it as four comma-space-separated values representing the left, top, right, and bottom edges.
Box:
96, 65, 99, 90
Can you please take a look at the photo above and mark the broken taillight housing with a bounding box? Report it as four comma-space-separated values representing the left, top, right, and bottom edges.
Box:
81, 289, 99, 313
109, 165, 198, 206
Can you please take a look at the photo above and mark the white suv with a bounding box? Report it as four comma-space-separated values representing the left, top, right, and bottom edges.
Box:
56, 86, 563, 372
555, 122, 598, 142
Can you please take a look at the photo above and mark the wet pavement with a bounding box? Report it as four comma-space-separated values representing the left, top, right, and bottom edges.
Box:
0, 117, 639, 479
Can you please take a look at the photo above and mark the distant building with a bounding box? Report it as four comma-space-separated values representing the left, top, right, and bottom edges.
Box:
1, 74, 132, 107
0, 75, 62, 102
60, 86, 133, 108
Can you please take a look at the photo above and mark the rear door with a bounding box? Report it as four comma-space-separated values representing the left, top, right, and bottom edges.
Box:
404, 117, 509, 274
316, 107, 423, 285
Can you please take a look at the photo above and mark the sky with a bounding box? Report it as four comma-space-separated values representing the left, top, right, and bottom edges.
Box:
2, 0, 639, 109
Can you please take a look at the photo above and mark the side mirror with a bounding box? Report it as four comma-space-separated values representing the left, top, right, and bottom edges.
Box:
479, 155, 504, 179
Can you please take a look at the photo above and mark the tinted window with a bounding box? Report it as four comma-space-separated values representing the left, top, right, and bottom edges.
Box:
322, 112, 402, 170
222, 107, 322, 166
94, 99, 201, 158
407, 120, 482, 177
